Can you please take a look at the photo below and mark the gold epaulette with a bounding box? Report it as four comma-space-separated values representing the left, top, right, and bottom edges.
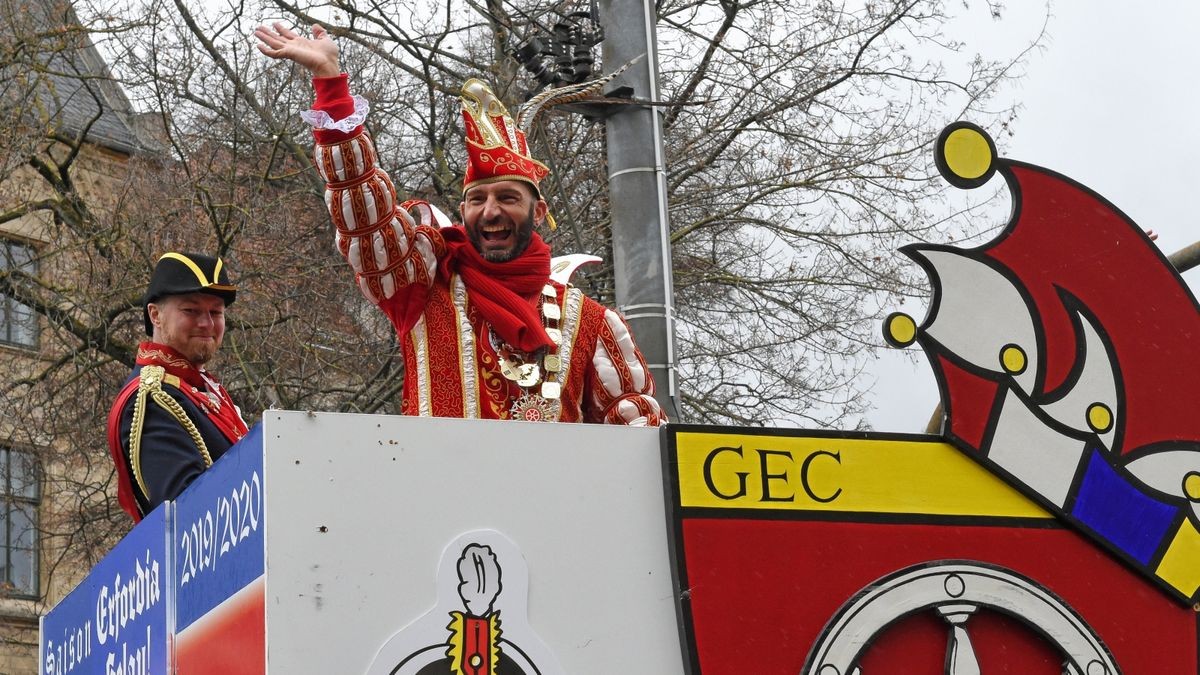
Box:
128, 365, 214, 502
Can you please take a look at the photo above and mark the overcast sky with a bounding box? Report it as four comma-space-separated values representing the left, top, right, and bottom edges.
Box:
864, 1, 1200, 431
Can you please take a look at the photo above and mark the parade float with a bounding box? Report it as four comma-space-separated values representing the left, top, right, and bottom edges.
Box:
38, 122, 1200, 674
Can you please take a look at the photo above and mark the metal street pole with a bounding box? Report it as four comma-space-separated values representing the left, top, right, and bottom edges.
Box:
598, 0, 679, 419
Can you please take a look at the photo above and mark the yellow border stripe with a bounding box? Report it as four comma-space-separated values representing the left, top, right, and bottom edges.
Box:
675, 431, 1050, 518
158, 253, 234, 292
160, 252, 211, 286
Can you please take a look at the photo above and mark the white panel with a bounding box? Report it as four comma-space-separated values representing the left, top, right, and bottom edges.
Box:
1038, 312, 1119, 449
917, 249, 1040, 392
260, 411, 682, 675
1126, 450, 1200, 499
987, 388, 1088, 507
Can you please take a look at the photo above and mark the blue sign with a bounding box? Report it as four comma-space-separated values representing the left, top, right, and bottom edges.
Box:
40, 504, 171, 675
173, 424, 265, 632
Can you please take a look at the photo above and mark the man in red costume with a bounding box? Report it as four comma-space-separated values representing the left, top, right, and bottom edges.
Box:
107, 253, 250, 521
256, 24, 665, 425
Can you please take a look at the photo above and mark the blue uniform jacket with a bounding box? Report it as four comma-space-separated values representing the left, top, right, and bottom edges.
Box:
113, 364, 239, 517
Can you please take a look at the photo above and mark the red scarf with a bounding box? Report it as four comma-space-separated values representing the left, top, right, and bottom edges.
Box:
441, 228, 554, 352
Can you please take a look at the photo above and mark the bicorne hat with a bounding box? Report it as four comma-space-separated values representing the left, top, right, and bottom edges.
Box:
142, 252, 237, 335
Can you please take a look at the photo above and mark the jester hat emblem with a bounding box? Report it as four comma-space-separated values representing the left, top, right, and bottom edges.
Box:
885, 122, 1200, 604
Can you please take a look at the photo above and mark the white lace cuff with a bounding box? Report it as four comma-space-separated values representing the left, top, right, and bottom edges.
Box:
300, 94, 370, 132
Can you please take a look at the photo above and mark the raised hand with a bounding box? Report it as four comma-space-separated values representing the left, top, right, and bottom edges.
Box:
254, 23, 340, 78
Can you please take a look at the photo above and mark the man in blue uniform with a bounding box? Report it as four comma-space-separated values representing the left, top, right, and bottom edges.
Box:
106, 252, 249, 521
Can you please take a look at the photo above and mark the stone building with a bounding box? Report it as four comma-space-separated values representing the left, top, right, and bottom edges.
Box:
0, 3, 159, 671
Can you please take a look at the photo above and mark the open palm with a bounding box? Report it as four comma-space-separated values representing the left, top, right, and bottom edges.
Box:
254, 23, 340, 78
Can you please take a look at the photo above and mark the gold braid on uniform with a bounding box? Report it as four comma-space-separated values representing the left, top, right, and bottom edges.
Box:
128, 365, 214, 501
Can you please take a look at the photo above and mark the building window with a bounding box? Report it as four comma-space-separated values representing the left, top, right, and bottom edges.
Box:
0, 239, 38, 348
0, 449, 38, 597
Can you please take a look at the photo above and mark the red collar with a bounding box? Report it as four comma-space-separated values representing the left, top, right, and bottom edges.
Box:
136, 341, 210, 389
132, 341, 248, 453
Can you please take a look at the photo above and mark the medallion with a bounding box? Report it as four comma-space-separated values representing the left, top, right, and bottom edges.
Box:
510, 393, 560, 422
516, 363, 541, 388
498, 356, 521, 382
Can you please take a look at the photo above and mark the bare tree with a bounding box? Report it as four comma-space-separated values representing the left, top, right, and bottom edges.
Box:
0, 0, 404, 610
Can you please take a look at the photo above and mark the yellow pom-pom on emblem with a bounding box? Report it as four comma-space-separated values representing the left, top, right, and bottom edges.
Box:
1086, 402, 1113, 434
944, 128, 993, 180
1000, 344, 1027, 375
883, 312, 918, 348
1183, 472, 1200, 502
935, 122, 998, 189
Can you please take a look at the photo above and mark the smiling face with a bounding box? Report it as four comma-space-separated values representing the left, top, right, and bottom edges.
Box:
147, 292, 226, 365
460, 181, 547, 262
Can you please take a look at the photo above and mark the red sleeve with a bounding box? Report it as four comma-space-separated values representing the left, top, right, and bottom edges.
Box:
311, 73, 359, 144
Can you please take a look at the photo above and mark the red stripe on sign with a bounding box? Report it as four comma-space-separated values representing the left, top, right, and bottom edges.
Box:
175, 575, 265, 674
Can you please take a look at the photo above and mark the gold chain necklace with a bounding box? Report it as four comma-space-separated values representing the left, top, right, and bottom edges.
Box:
490, 284, 563, 422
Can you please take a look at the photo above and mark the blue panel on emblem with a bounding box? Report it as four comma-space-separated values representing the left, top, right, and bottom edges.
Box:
1072, 449, 1177, 564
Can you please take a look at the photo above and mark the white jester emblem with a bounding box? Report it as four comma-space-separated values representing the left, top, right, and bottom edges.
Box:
886, 122, 1200, 604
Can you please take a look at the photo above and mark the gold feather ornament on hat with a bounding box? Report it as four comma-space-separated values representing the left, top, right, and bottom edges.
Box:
514, 54, 642, 136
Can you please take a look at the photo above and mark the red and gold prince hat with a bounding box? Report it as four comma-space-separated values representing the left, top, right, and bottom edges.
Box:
460, 79, 550, 195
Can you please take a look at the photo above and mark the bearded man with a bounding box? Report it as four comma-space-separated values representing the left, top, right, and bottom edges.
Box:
256, 23, 664, 425
107, 253, 249, 521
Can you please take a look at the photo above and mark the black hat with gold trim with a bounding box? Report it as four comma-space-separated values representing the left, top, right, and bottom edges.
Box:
143, 252, 237, 335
